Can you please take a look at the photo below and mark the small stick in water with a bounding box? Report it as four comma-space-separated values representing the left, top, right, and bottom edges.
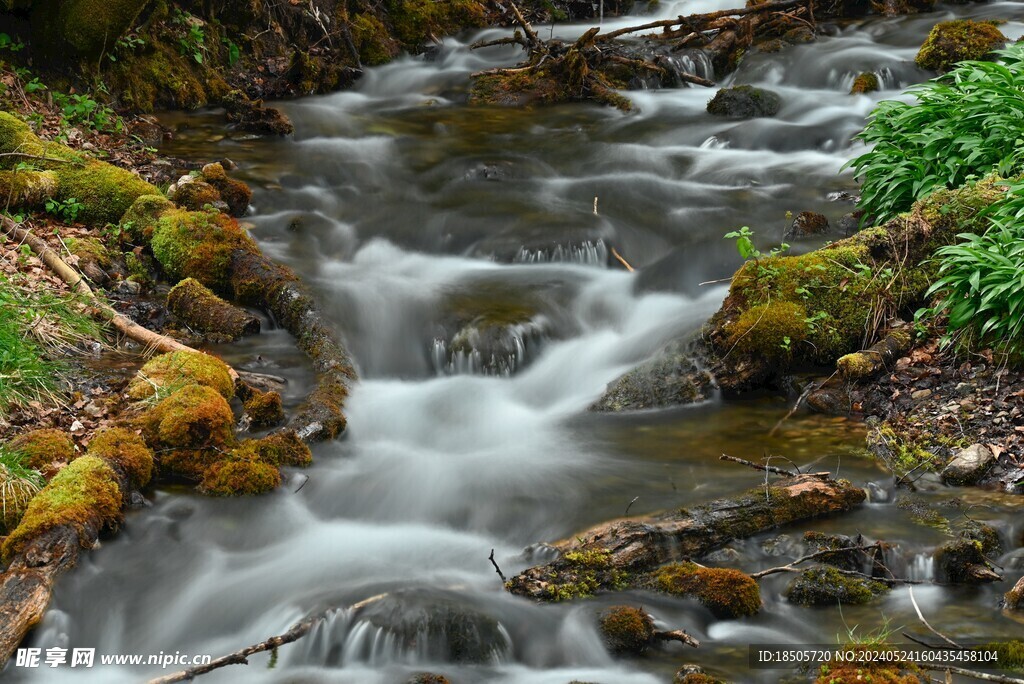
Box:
624, 495, 640, 516
489, 549, 507, 583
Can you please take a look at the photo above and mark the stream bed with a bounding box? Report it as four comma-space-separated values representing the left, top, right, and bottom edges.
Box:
15, 1, 1024, 682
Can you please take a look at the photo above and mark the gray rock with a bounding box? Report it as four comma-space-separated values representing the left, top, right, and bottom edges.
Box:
941, 444, 995, 486
706, 85, 782, 119
590, 342, 716, 412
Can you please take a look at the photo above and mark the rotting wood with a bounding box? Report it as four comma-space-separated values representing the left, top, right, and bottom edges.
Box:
507, 473, 866, 600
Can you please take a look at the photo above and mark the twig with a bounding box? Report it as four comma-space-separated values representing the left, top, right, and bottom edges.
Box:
654, 629, 700, 648
751, 544, 881, 579
624, 496, 639, 516
720, 453, 798, 477
769, 382, 816, 437
610, 247, 634, 272
489, 549, 507, 583
507, 0, 540, 49
598, 0, 808, 41
0, 152, 83, 165
908, 586, 964, 650
916, 665, 1024, 684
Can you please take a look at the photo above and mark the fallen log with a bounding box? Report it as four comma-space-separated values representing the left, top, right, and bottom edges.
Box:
167, 277, 261, 340
836, 325, 912, 381
507, 472, 865, 600
597, 0, 809, 41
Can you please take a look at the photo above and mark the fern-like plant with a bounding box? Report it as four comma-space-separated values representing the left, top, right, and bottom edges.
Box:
847, 43, 1024, 225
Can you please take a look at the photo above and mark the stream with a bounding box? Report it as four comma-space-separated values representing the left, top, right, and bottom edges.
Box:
15, 1, 1024, 682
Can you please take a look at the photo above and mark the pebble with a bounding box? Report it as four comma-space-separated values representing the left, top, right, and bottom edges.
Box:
912, 389, 932, 400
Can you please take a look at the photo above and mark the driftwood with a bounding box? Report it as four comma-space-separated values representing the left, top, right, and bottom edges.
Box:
0, 216, 240, 383
597, 0, 809, 41
507, 473, 865, 599
166, 277, 260, 340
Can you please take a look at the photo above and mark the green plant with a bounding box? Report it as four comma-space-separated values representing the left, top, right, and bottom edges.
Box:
847, 43, 1024, 225
724, 226, 789, 262
108, 34, 146, 62
52, 92, 122, 133
0, 33, 24, 52
222, 38, 241, 67
45, 197, 85, 222
0, 446, 44, 532
927, 178, 1024, 355
174, 10, 207, 64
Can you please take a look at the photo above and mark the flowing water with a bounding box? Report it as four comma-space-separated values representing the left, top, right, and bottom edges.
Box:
14, 2, 1024, 682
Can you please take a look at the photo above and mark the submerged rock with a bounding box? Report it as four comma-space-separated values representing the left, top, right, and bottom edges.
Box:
591, 341, 716, 412
803, 532, 864, 572
656, 562, 761, 618
706, 85, 782, 119
941, 444, 995, 486
785, 565, 889, 605
915, 20, 1006, 72
786, 211, 830, 239
850, 72, 880, 94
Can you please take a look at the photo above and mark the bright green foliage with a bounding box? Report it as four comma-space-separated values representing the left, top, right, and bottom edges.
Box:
928, 178, 1024, 355
0, 445, 45, 533
848, 43, 1024, 226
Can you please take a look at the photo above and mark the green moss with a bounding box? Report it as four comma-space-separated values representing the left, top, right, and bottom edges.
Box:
8, 428, 76, 471
108, 39, 228, 112
727, 300, 807, 362
145, 384, 235, 452
200, 457, 281, 496
598, 605, 654, 655
128, 350, 235, 402
31, 0, 150, 59
386, 0, 486, 52
170, 179, 221, 211
656, 562, 761, 618
915, 20, 1007, 72
86, 427, 154, 489
50, 160, 160, 226
66, 236, 112, 268
120, 194, 174, 244
785, 565, 889, 605
677, 675, 723, 684
0, 169, 59, 207
1, 455, 121, 562
351, 13, 399, 65
981, 642, 1024, 670
545, 547, 629, 601
149, 208, 257, 293
851, 72, 880, 94
0, 112, 46, 161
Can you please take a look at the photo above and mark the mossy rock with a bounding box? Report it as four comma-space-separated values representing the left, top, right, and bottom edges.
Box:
242, 389, 285, 429
149, 208, 258, 293
8, 428, 76, 471
200, 163, 252, 217
108, 39, 229, 112
231, 431, 311, 468
200, 457, 281, 496
656, 562, 761, 618
803, 531, 863, 571
591, 341, 716, 411
120, 194, 174, 244
915, 20, 1007, 72
851, 72, 880, 94
169, 177, 222, 212
128, 350, 235, 402
934, 538, 999, 584
66, 236, 112, 269
86, 427, 154, 490
139, 385, 237, 479
785, 565, 889, 605
1, 455, 121, 562
707, 85, 782, 118
598, 605, 654, 656
1005, 577, 1024, 611
31, 0, 150, 60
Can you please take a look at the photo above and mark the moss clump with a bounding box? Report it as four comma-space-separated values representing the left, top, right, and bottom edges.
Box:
0, 111, 46, 160
386, 0, 486, 51
243, 389, 285, 429
53, 160, 160, 226
170, 178, 221, 211
66, 236, 112, 269
232, 431, 311, 467
850, 72, 880, 94
2, 455, 121, 562
139, 385, 237, 479
200, 457, 281, 496
915, 20, 1006, 72
815, 659, 923, 684
726, 301, 808, 364
31, 0, 150, 60
656, 562, 761, 618
8, 428, 76, 471
545, 547, 629, 601
201, 163, 251, 216
981, 641, 1024, 670
149, 208, 257, 293
351, 13, 399, 65
597, 606, 654, 656
120, 194, 174, 245
676, 675, 724, 684
108, 39, 229, 112
785, 565, 889, 605
128, 350, 235, 402
933, 538, 998, 584
86, 427, 154, 490
0, 170, 59, 206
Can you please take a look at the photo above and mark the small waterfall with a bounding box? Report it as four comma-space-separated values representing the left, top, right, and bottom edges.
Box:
513, 239, 609, 267
431, 318, 549, 376
663, 50, 716, 86
907, 552, 936, 582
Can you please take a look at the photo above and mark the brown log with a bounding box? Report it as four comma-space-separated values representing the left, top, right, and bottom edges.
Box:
230, 249, 356, 442
0, 216, 240, 383
598, 0, 808, 41
836, 326, 912, 381
507, 473, 865, 600
167, 277, 260, 340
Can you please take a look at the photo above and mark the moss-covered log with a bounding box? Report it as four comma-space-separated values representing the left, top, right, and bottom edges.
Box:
836, 326, 912, 381
0, 436, 153, 665
704, 177, 1007, 394
167, 277, 260, 340
507, 473, 865, 600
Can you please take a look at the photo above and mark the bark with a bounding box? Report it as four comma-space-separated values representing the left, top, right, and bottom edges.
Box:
507, 473, 865, 600
836, 327, 912, 381
167, 277, 261, 340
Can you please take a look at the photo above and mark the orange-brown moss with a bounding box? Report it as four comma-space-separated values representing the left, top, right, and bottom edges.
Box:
201, 163, 252, 216
1, 455, 122, 562
915, 20, 1006, 72
598, 605, 654, 655
86, 427, 154, 489
138, 384, 237, 479
149, 208, 258, 293
234, 430, 311, 467
200, 457, 281, 496
128, 350, 235, 402
815, 658, 923, 683
656, 562, 761, 618
170, 178, 222, 211
8, 428, 76, 472
243, 389, 285, 429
